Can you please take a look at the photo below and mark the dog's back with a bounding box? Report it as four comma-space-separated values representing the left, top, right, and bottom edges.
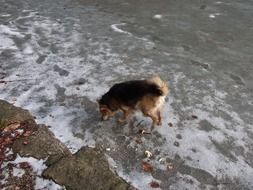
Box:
106, 80, 163, 108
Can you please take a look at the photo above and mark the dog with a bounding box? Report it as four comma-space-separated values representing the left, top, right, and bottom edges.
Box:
98, 76, 169, 128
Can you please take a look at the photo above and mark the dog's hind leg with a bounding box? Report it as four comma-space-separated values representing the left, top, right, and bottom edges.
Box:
157, 110, 162, 126
142, 109, 160, 128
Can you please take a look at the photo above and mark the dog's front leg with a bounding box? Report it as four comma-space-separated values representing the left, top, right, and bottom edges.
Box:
118, 108, 132, 122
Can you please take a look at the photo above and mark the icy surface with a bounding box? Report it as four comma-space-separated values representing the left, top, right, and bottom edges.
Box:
0, 0, 253, 189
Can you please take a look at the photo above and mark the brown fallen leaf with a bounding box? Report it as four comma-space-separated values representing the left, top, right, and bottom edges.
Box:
2, 137, 13, 145
135, 139, 142, 144
142, 161, 153, 172
19, 162, 30, 169
23, 130, 34, 137
3, 123, 21, 132
192, 115, 198, 119
150, 181, 160, 188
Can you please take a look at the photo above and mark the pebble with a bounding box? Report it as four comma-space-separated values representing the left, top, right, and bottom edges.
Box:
176, 134, 182, 139
174, 141, 180, 147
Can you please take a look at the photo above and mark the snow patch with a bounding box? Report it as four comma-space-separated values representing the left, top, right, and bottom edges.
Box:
209, 13, 221, 18
12, 168, 25, 177
0, 24, 25, 38
38, 106, 88, 153
111, 23, 132, 35
13, 155, 47, 174
153, 14, 163, 19
35, 177, 63, 190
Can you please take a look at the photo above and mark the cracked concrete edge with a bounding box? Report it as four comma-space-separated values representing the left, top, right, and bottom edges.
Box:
0, 99, 137, 190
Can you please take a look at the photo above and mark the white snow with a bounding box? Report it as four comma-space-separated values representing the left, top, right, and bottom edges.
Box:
0, 37, 17, 50
35, 177, 63, 190
12, 167, 25, 177
13, 155, 47, 174
38, 106, 89, 153
153, 14, 163, 19
0, 24, 25, 38
23, 45, 34, 54
209, 13, 221, 18
215, 1, 223, 4
110, 23, 132, 35
1, 14, 11, 17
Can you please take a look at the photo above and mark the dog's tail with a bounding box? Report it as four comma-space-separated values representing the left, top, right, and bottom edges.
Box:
147, 75, 169, 96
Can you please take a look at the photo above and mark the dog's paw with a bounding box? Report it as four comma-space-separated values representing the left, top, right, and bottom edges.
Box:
118, 118, 126, 123
155, 119, 162, 126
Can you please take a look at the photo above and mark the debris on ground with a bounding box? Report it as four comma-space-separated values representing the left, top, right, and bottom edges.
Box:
141, 161, 153, 172
144, 151, 152, 158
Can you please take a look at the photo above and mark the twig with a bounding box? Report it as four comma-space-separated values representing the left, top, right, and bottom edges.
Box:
135, 120, 144, 128
0, 79, 35, 83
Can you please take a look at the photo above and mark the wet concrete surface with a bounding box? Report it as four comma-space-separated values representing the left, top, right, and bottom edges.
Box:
0, 0, 253, 189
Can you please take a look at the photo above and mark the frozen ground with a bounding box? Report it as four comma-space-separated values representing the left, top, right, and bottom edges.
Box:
0, 0, 253, 189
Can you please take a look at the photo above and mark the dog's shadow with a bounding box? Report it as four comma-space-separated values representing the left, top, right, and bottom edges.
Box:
77, 98, 155, 139
110, 113, 154, 136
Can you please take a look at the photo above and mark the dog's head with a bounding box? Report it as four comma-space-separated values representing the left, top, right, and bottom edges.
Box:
98, 104, 115, 120
97, 94, 116, 120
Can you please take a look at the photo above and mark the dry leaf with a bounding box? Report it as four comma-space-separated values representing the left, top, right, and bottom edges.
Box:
23, 130, 33, 137
19, 162, 30, 169
3, 123, 21, 132
150, 181, 160, 188
192, 115, 198, 119
142, 161, 153, 172
135, 139, 142, 144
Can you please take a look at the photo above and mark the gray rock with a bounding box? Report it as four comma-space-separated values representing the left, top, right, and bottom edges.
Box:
12, 125, 71, 166
1, 99, 136, 189
43, 147, 136, 190
0, 100, 35, 129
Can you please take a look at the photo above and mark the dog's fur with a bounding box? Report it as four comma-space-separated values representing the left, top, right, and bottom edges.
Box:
98, 76, 169, 127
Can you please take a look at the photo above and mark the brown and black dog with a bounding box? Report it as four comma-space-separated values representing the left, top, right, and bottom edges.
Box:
98, 76, 169, 128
